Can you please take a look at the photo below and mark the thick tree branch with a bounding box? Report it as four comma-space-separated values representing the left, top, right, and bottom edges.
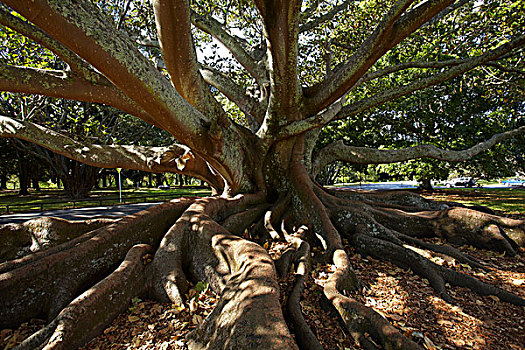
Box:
303, 0, 454, 115
0, 6, 98, 83
277, 94, 347, 140
287, 34, 525, 137
299, 1, 352, 33
0, 115, 224, 190
424, 0, 470, 26
254, 0, 303, 136
3, 0, 210, 145
2, 0, 254, 191
337, 34, 525, 120
151, 0, 226, 119
484, 62, 525, 75
117, 0, 132, 30
359, 58, 472, 84
312, 126, 525, 176
356, 56, 525, 87
0, 65, 159, 127
200, 66, 266, 129
191, 11, 267, 84
0, 115, 172, 171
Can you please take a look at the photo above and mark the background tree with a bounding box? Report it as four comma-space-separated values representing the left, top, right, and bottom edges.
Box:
0, 0, 524, 349
318, 75, 525, 189
0, 138, 17, 190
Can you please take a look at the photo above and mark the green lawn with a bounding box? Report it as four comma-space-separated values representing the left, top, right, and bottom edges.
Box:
0, 187, 211, 214
1, 186, 523, 215
422, 188, 525, 214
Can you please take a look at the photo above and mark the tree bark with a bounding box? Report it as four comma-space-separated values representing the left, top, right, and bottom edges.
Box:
0, 173, 7, 190
418, 178, 433, 190
17, 157, 29, 196
58, 161, 99, 199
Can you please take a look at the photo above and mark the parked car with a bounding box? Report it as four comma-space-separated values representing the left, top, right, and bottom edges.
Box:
158, 184, 170, 189
501, 178, 525, 187
444, 177, 477, 188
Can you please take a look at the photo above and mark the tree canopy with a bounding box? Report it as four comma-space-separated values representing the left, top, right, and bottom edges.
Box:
0, 0, 523, 194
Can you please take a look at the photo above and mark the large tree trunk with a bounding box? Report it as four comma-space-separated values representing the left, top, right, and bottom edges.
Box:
148, 173, 153, 187
418, 177, 434, 190
1, 0, 524, 347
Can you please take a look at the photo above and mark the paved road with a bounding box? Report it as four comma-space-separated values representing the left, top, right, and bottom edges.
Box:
337, 181, 418, 190
334, 181, 510, 191
0, 202, 161, 225
1, 182, 516, 225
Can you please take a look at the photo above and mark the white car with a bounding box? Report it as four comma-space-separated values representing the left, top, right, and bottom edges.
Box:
444, 177, 476, 188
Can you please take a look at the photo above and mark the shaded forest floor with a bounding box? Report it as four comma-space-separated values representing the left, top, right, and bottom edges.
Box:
1, 190, 524, 350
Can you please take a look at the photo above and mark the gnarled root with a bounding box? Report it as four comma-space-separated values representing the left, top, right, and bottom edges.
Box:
311, 187, 525, 348
279, 229, 323, 350
351, 227, 525, 306
325, 188, 525, 306
14, 244, 153, 350
431, 207, 524, 254
2, 186, 524, 350
0, 198, 193, 329
151, 196, 297, 349
360, 199, 524, 255
0, 217, 115, 263
324, 249, 421, 349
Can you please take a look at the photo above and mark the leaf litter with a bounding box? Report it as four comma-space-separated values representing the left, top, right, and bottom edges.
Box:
1, 196, 524, 350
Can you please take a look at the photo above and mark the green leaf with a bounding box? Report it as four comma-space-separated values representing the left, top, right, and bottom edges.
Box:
194, 281, 208, 293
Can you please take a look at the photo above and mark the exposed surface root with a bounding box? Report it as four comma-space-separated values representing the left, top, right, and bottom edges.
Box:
326, 188, 524, 255
151, 196, 297, 349
1, 187, 524, 350
394, 232, 486, 270
351, 226, 525, 306
0, 217, 115, 265
324, 250, 421, 349
0, 198, 193, 329
352, 231, 453, 303
317, 188, 525, 348
253, 194, 291, 242
437, 262, 525, 306
186, 235, 296, 349
220, 203, 268, 236
14, 244, 153, 350
371, 206, 522, 255
345, 244, 525, 350
283, 235, 323, 350
288, 159, 343, 258
429, 207, 524, 255
324, 187, 447, 211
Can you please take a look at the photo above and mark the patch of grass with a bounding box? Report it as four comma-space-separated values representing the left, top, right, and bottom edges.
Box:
0, 187, 211, 214
422, 188, 525, 214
